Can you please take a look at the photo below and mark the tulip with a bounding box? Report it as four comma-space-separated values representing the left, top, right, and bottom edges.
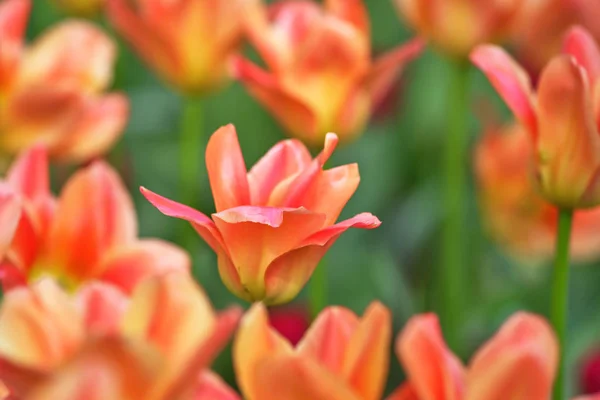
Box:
394, 0, 525, 58
0, 0, 128, 162
581, 348, 600, 396
472, 27, 600, 209
52, 0, 103, 17
0, 146, 189, 293
0, 184, 20, 261
269, 305, 310, 346
142, 124, 381, 305
233, 0, 423, 145
0, 272, 241, 399
475, 122, 600, 263
107, 0, 247, 95
233, 301, 390, 400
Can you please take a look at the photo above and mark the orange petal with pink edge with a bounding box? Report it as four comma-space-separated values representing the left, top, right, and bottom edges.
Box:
466, 313, 557, 400
98, 239, 190, 294
342, 302, 391, 400
0, 0, 29, 88
213, 206, 326, 301
536, 55, 600, 207
194, 370, 242, 400
563, 26, 600, 85
386, 384, 420, 400
6, 204, 39, 274
231, 57, 317, 141
234, 303, 293, 400
252, 355, 362, 400
397, 314, 465, 400
75, 283, 128, 336
470, 45, 537, 136
18, 21, 115, 92
0, 280, 83, 395
366, 38, 425, 106
51, 93, 129, 162
205, 124, 251, 212
26, 338, 160, 400
247, 139, 312, 206
0, 185, 21, 262
49, 161, 137, 280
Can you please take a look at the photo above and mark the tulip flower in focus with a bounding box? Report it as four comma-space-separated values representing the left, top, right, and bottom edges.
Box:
52, 0, 103, 17
475, 122, 600, 263
107, 0, 246, 95
0, 146, 189, 293
234, 302, 391, 400
233, 0, 423, 145
394, 0, 524, 58
472, 27, 600, 209
0, 0, 128, 162
0, 273, 241, 399
142, 124, 381, 305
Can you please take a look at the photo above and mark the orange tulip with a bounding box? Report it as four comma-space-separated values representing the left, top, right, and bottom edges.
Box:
475, 121, 600, 263
142, 124, 381, 304
0, 146, 189, 293
0, 183, 20, 261
0, 272, 241, 399
52, 0, 104, 17
471, 26, 600, 209
0, 0, 128, 162
394, 0, 524, 58
107, 0, 246, 95
233, 0, 423, 145
233, 301, 390, 400
388, 312, 560, 400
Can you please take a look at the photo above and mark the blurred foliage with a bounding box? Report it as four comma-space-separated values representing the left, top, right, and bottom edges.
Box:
29, 0, 600, 395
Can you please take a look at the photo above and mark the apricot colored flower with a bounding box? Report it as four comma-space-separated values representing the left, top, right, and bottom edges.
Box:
475, 121, 600, 263
472, 26, 600, 209
233, 0, 423, 145
0, 184, 20, 261
234, 302, 390, 400
52, 0, 103, 17
0, 146, 189, 293
394, 0, 524, 58
107, 0, 246, 95
142, 124, 381, 305
0, 0, 128, 162
0, 272, 241, 399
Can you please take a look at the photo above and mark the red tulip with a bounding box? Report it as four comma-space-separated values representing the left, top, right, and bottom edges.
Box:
142, 124, 381, 304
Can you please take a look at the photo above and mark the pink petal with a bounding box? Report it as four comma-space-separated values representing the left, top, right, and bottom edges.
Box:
0, 184, 21, 262
386, 384, 420, 400
75, 283, 128, 336
299, 212, 382, 247
0, 0, 30, 87
563, 26, 600, 85
193, 370, 242, 400
6, 145, 49, 204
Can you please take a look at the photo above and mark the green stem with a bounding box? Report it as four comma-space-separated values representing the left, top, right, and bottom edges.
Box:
552, 209, 574, 400
309, 258, 327, 319
439, 59, 471, 352
180, 96, 204, 227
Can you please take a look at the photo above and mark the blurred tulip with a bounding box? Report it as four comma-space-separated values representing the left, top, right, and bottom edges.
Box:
107, 0, 246, 95
234, 302, 391, 400
52, 0, 103, 17
394, 0, 524, 58
269, 305, 310, 346
0, 272, 241, 399
581, 349, 600, 396
0, 146, 189, 293
233, 0, 423, 145
512, 0, 600, 74
388, 312, 559, 400
142, 124, 381, 305
0, 184, 20, 261
472, 27, 600, 209
0, 0, 128, 162
475, 122, 600, 263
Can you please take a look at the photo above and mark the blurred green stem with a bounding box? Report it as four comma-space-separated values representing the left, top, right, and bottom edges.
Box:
439, 59, 470, 353
552, 208, 573, 400
180, 96, 203, 215
310, 258, 327, 319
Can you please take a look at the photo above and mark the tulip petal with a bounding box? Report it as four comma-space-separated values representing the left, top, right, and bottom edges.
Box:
194, 370, 242, 400
247, 139, 312, 206
470, 45, 537, 136
397, 314, 465, 400
234, 303, 293, 400
252, 355, 362, 400
75, 283, 128, 336
18, 21, 115, 93
0, 0, 29, 87
98, 239, 190, 294
0, 185, 21, 262
325, 0, 369, 36
6, 145, 49, 205
51, 93, 129, 162
49, 161, 137, 281
466, 313, 558, 400
342, 302, 392, 400
536, 56, 600, 207
213, 206, 326, 300
205, 124, 251, 212
563, 26, 600, 85
299, 212, 382, 246
386, 384, 420, 400
231, 57, 317, 141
